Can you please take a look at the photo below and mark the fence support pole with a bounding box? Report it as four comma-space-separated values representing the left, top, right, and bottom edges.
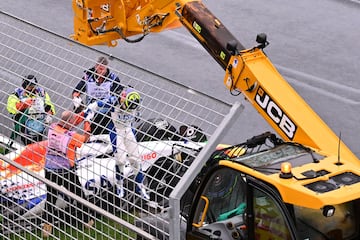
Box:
169, 101, 244, 240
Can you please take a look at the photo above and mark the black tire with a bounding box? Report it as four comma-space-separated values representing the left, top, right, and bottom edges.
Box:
146, 153, 196, 205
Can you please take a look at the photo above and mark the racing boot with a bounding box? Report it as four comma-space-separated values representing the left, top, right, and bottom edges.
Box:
115, 165, 125, 198
135, 171, 150, 200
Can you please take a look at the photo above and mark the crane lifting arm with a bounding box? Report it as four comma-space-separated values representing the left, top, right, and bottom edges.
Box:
72, 0, 358, 162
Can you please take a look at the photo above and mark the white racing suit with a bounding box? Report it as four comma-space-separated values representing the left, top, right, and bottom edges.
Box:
87, 96, 149, 200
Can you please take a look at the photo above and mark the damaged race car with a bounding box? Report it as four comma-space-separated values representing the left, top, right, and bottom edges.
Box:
0, 118, 207, 233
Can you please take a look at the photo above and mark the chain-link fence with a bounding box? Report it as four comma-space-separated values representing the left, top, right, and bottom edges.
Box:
0, 12, 242, 239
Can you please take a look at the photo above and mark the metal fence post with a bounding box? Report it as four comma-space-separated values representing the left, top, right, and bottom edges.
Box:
169, 102, 244, 240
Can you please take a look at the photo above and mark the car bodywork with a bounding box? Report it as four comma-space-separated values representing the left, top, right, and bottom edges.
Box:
0, 119, 206, 233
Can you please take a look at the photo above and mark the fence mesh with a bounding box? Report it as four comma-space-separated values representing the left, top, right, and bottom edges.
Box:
0, 12, 233, 239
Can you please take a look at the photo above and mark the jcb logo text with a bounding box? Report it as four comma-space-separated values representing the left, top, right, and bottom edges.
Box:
255, 87, 297, 140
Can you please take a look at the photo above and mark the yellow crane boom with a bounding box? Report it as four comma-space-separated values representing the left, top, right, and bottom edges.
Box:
72, 0, 358, 162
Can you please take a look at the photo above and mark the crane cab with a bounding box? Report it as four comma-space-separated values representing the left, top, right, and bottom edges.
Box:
187, 133, 360, 240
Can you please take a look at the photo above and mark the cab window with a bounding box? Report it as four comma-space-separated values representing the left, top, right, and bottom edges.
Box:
192, 167, 247, 225
253, 189, 292, 240
190, 167, 294, 240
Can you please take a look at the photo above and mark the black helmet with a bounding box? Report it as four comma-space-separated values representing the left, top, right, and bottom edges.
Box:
22, 75, 38, 89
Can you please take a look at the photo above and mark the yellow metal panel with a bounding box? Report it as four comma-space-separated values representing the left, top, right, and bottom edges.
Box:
220, 159, 360, 209
72, 0, 189, 46
224, 49, 358, 163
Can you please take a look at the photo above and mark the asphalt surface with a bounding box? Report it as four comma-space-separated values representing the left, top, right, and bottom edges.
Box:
0, 0, 360, 156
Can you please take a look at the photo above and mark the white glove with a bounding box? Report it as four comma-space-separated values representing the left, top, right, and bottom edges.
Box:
44, 114, 53, 124
87, 101, 99, 112
72, 96, 83, 109
83, 101, 99, 121
85, 110, 95, 121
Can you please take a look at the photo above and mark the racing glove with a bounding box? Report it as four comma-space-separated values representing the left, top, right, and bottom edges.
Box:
86, 101, 100, 112
84, 110, 95, 122
82, 101, 98, 123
